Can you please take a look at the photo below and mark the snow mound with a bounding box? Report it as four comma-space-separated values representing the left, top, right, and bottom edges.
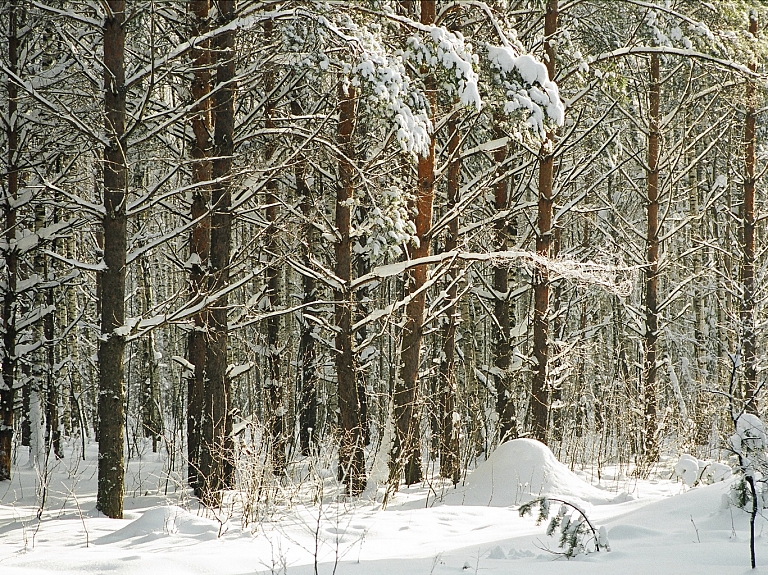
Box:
462, 439, 614, 506
96, 506, 219, 545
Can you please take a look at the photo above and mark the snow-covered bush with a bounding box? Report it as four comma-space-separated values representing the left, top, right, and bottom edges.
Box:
673, 454, 731, 487
728, 413, 768, 510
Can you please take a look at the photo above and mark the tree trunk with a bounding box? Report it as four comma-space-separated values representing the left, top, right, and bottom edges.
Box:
492, 121, 516, 443
529, 0, 557, 444
294, 99, 317, 455
139, 253, 161, 451
643, 52, 661, 463
336, 83, 366, 495
0, 0, 18, 481
742, 13, 758, 415
264, 19, 285, 474
97, 0, 127, 518
438, 113, 461, 484
187, 0, 212, 494
202, 0, 236, 503
392, 0, 436, 486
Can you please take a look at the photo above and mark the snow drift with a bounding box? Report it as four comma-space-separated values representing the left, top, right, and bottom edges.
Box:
462, 438, 615, 506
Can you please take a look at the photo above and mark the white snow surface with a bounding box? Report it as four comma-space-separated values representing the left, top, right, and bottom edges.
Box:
1, 437, 762, 574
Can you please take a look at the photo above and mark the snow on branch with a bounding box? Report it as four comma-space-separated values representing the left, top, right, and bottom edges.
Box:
487, 45, 565, 139
352, 249, 635, 297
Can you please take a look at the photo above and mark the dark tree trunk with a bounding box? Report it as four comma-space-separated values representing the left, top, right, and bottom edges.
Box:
393, 0, 436, 486
45, 203, 61, 460
0, 0, 19, 481
438, 113, 461, 484
187, 0, 212, 494
742, 13, 758, 415
264, 19, 285, 474
97, 0, 127, 518
529, 0, 557, 445
643, 52, 661, 463
294, 99, 317, 455
201, 0, 236, 503
336, 83, 366, 495
492, 121, 516, 443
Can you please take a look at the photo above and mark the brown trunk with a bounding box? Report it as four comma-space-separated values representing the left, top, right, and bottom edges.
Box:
294, 100, 317, 456
529, 0, 557, 445
201, 0, 236, 503
336, 83, 365, 495
742, 14, 758, 415
97, 0, 127, 518
0, 0, 19, 481
264, 19, 285, 474
438, 113, 461, 484
492, 121, 516, 443
187, 0, 212, 494
392, 0, 436, 487
643, 52, 661, 463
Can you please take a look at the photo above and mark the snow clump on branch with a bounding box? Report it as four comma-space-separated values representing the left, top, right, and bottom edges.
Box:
405, 26, 482, 110
487, 45, 565, 139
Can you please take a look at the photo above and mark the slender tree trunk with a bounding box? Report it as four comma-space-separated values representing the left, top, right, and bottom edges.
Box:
294, 99, 317, 455
187, 0, 212, 494
0, 0, 19, 481
264, 19, 285, 474
97, 0, 127, 518
529, 0, 557, 444
202, 0, 236, 502
438, 113, 461, 484
139, 253, 161, 451
492, 121, 516, 443
393, 0, 436, 486
742, 13, 758, 415
31, 204, 47, 468
336, 83, 366, 495
549, 226, 564, 445
643, 52, 661, 463
43, 198, 61, 461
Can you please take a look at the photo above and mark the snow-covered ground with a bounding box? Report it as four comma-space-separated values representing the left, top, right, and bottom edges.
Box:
0, 438, 763, 574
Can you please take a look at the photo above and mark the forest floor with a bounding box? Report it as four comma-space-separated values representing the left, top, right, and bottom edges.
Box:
0, 437, 764, 574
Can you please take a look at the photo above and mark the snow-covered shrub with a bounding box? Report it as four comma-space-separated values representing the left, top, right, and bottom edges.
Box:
673, 454, 731, 487
729, 414, 768, 510
519, 497, 609, 558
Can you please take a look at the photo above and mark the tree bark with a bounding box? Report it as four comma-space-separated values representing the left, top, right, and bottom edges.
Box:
643, 52, 661, 463
264, 19, 285, 474
294, 99, 317, 456
0, 0, 19, 481
392, 0, 436, 487
742, 13, 758, 415
529, 0, 557, 445
438, 113, 461, 484
187, 0, 212, 494
97, 0, 127, 518
201, 0, 236, 503
336, 83, 366, 495
492, 121, 516, 444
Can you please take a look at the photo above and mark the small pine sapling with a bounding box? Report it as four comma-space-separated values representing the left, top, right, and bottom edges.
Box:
519, 497, 609, 558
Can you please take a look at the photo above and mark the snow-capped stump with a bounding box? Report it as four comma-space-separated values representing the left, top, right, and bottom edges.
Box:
462, 438, 616, 506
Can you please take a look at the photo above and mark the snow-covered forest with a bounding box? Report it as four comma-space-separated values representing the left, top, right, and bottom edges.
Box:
2, 0, 768, 572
